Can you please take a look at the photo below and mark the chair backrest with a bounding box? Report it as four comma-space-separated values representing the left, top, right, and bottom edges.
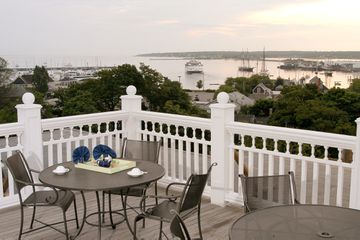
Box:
239, 171, 298, 212
178, 163, 217, 213
170, 210, 192, 240
121, 138, 161, 163
3, 152, 33, 191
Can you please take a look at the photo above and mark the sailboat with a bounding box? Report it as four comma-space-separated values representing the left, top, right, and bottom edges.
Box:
259, 47, 269, 76
238, 50, 254, 72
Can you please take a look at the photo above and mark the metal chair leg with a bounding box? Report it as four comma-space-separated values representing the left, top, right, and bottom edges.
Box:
63, 210, 69, 240
154, 183, 159, 205
19, 205, 24, 240
197, 207, 203, 239
158, 221, 163, 240
73, 197, 79, 229
142, 195, 146, 228
133, 215, 142, 240
29, 205, 36, 229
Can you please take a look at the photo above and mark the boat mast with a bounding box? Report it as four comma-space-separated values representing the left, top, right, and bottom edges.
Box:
261, 47, 266, 73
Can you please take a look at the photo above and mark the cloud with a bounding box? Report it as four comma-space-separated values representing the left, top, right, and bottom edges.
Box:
241, 0, 360, 27
187, 27, 237, 37
154, 20, 180, 25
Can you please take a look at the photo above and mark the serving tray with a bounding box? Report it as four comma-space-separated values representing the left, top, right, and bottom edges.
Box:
74, 158, 136, 174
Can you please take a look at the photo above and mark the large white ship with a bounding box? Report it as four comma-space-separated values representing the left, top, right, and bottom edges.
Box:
185, 59, 203, 73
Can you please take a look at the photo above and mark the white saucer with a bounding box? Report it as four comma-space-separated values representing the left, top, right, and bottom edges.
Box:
127, 170, 145, 177
52, 168, 70, 175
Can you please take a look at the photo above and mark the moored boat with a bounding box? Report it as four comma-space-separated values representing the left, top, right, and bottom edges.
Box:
185, 59, 203, 73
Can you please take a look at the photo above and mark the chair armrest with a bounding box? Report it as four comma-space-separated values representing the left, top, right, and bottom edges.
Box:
166, 182, 186, 195
29, 168, 41, 174
143, 194, 181, 200
16, 179, 60, 204
139, 194, 181, 212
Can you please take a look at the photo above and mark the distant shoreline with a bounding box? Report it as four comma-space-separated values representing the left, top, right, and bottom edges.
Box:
138, 51, 360, 60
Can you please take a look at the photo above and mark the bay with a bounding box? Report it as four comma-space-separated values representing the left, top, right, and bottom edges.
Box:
4, 55, 360, 90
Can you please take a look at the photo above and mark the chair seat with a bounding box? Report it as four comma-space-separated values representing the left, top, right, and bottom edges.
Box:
145, 200, 196, 222
106, 184, 149, 197
144, 200, 179, 222
248, 197, 283, 211
23, 190, 75, 211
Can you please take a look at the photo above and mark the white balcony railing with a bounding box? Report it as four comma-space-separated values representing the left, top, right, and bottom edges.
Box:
1, 86, 360, 210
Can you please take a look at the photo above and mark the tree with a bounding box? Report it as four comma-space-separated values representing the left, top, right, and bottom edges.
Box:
0, 57, 11, 85
269, 85, 319, 128
196, 80, 203, 90
32, 66, 49, 93
52, 64, 209, 118
348, 79, 360, 93
248, 99, 274, 117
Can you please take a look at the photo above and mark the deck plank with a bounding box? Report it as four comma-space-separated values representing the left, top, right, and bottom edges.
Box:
0, 188, 244, 240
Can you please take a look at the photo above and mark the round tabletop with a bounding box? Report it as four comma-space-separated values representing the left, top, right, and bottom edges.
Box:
229, 204, 360, 240
39, 160, 165, 191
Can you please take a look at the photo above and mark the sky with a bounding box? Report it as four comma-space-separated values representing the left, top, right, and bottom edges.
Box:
1, 0, 360, 56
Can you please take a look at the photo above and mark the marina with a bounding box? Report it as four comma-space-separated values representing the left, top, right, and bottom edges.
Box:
4, 55, 360, 90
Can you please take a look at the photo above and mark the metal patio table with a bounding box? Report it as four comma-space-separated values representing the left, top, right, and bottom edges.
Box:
229, 204, 360, 240
39, 160, 165, 240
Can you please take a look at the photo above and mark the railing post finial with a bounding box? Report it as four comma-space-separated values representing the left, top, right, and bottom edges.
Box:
209, 92, 235, 206
121, 85, 143, 140
16, 92, 44, 172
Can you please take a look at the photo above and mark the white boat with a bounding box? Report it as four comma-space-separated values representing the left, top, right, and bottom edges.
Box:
185, 60, 203, 73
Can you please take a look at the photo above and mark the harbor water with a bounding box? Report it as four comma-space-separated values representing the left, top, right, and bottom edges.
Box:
4, 55, 360, 90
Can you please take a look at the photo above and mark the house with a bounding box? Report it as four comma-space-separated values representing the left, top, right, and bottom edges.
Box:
12, 74, 54, 88
250, 83, 273, 100
228, 91, 255, 112
1, 84, 27, 98
308, 76, 328, 92
12, 74, 33, 86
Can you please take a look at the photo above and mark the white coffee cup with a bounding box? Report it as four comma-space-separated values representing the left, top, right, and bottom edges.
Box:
55, 166, 66, 173
131, 168, 142, 175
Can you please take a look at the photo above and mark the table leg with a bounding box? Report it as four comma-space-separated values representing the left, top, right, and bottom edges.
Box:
95, 191, 102, 240
71, 191, 86, 240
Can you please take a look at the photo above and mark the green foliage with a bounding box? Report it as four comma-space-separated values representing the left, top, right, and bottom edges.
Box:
0, 57, 12, 84
348, 78, 360, 93
196, 80, 203, 90
62, 91, 99, 116
217, 74, 273, 97
248, 99, 274, 117
268, 84, 357, 135
0, 84, 20, 123
268, 85, 319, 128
32, 66, 49, 93
52, 64, 209, 118
274, 77, 284, 88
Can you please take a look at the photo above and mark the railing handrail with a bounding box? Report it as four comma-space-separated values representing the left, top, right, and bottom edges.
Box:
41, 110, 129, 129
133, 111, 211, 129
227, 121, 356, 149
0, 122, 24, 135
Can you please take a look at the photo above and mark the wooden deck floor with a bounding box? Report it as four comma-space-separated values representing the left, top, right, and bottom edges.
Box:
0, 188, 244, 240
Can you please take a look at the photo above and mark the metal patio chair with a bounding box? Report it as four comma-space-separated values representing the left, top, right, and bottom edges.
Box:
3, 152, 79, 240
103, 137, 162, 228
239, 171, 299, 213
133, 162, 217, 240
